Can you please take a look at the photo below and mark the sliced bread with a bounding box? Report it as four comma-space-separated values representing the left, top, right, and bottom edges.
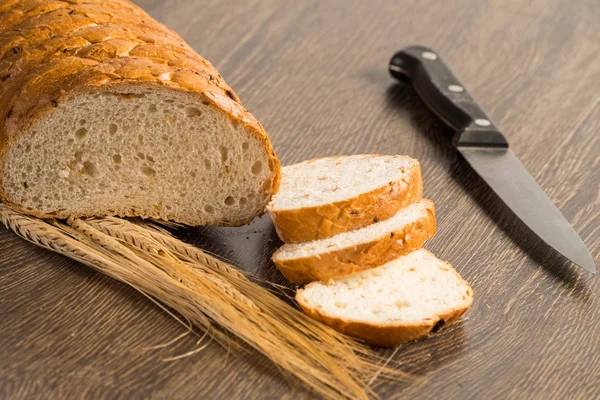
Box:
0, 0, 280, 226
296, 249, 473, 347
272, 199, 436, 283
267, 155, 422, 243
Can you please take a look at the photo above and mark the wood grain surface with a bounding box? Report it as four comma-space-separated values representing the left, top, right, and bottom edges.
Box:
1, 0, 599, 398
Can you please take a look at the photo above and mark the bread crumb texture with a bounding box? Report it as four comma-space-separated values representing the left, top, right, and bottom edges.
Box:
2, 87, 275, 225
269, 155, 418, 210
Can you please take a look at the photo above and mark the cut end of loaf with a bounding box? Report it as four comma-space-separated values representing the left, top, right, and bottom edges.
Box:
296, 249, 473, 347
1, 85, 279, 226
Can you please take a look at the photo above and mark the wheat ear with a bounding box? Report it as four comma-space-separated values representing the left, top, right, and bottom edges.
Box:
88, 217, 246, 279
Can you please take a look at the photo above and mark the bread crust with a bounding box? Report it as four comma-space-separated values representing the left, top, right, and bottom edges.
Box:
272, 200, 436, 283
296, 254, 473, 347
268, 159, 422, 243
297, 292, 472, 347
0, 0, 280, 224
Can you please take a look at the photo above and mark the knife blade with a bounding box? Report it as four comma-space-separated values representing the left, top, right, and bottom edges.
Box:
388, 45, 595, 273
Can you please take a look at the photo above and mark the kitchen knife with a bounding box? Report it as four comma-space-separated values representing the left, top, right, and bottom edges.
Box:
389, 46, 595, 273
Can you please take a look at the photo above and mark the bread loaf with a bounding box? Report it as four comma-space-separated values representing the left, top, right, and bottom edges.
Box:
273, 199, 436, 283
0, 0, 280, 226
296, 249, 473, 347
267, 155, 422, 243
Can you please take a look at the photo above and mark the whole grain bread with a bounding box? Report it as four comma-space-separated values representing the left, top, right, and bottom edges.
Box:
296, 249, 473, 347
0, 0, 280, 226
272, 199, 436, 283
267, 155, 422, 243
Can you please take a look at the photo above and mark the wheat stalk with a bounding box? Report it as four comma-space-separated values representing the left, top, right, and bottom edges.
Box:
1, 204, 405, 399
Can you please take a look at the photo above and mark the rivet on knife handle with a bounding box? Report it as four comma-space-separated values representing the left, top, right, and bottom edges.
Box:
389, 46, 508, 148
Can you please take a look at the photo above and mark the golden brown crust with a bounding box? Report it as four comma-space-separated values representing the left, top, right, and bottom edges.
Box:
296, 256, 474, 347
0, 0, 280, 222
269, 162, 422, 243
297, 294, 472, 347
273, 200, 436, 283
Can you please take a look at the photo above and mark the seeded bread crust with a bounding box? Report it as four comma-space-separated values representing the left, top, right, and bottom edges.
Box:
272, 200, 436, 283
268, 158, 422, 243
0, 0, 280, 222
296, 250, 473, 347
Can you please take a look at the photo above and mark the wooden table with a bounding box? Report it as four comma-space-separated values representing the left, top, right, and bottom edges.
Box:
1, 0, 599, 398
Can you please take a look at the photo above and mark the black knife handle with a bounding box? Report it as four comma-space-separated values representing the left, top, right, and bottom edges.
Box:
389, 46, 508, 148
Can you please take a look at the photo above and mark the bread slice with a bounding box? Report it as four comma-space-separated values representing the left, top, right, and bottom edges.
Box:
0, 0, 280, 226
267, 155, 422, 243
296, 249, 473, 347
272, 199, 436, 283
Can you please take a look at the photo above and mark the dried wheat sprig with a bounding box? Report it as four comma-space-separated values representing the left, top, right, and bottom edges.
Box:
1, 204, 406, 399
88, 217, 298, 306
67, 218, 375, 398
88, 217, 246, 280
80, 218, 261, 312
86, 217, 394, 364
0, 204, 216, 334
58, 218, 233, 347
